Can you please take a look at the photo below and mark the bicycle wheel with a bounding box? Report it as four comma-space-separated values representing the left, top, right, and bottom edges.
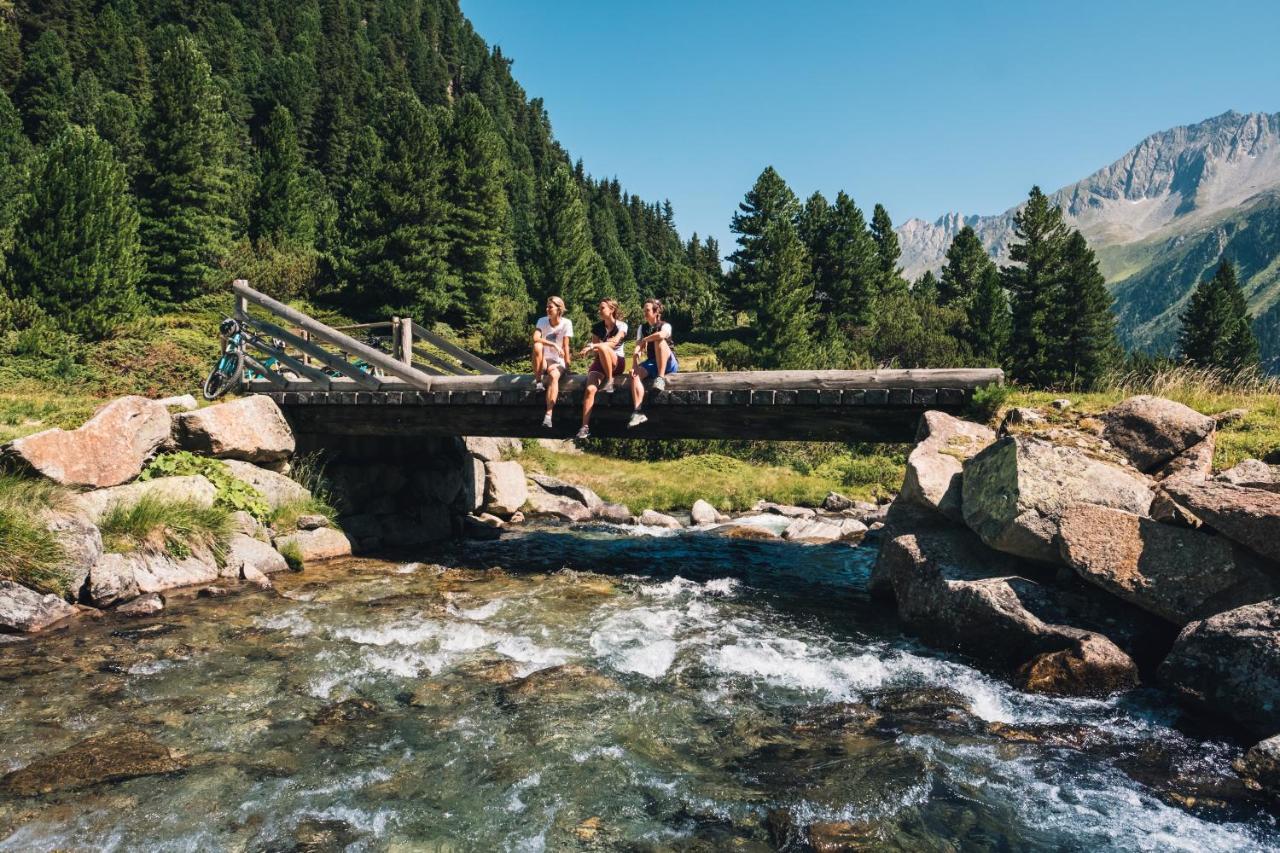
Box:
202, 348, 244, 400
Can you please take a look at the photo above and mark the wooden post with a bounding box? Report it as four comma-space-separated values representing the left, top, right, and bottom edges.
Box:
398, 317, 414, 366
391, 316, 401, 362
233, 279, 249, 321
300, 329, 312, 366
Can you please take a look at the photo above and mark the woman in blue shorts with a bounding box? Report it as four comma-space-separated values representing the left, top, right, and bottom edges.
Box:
628, 298, 678, 428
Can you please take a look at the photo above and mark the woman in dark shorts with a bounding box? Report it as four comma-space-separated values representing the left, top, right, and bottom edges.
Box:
575, 299, 628, 440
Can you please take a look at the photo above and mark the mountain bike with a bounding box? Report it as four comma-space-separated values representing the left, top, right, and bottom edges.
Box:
203, 317, 245, 400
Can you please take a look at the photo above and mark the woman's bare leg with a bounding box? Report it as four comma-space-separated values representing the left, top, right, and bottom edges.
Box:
581, 375, 601, 427
545, 365, 561, 416
630, 364, 649, 411
531, 342, 544, 380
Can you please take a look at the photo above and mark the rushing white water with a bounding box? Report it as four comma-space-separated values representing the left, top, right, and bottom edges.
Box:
0, 526, 1276, 851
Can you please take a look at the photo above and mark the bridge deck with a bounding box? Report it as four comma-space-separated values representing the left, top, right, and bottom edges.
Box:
251, 368, 1001, 442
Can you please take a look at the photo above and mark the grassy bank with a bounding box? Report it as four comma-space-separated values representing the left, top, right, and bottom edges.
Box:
0, 474, 73, 595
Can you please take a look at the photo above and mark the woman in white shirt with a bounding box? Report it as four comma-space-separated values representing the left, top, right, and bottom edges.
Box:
531, 295, 574, 429
574, 299, 628, 439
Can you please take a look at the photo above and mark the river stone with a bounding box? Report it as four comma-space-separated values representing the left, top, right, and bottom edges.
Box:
878, 529, 1138, 694
1058, 504, 1280, 624
1101, 395, 1216, 473
1217, 459, 1280, 488
595, 502, 632, 524
636, 509, 681, 529
0, 730, 184, 796
274, 527, 353, 562
74, 475, 218, 524
220, 459, 310, 509
241, 564, 273, 589
483, 460, 527, 517
296, 514, 328, 530
87, 554, 141, 606
900, 410, 996, 523
715, 524, 780, 540
0, 581, 76, 633
757, 501, 816, 519
173, 395, 295, 463
44, 511, 103, 599
116, 592, 164, 616
224, 533, 289, 577
782, 516, 867, 544
822, 491, 854, 512
1234, 735, 1280, 799
502, 664, 620, 703
1162, 480, 1280, 563
961, 436, 1154, 565
1018, 634, 1141, 696
2, 396, 171, 488
527, 473, 603, 513
525, 485, 592, 522
132, 549, 220, 595
1159, 597, 1280, 736
463, 436, 521, 463
690, 499, 720, 525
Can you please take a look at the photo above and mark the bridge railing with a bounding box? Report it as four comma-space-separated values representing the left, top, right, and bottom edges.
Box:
231, 279, 500, 391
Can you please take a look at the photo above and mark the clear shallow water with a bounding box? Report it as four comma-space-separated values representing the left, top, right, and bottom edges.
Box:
0, 524, 1276, 851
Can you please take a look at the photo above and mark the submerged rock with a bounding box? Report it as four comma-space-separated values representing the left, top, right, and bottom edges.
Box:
0, 580, 77, 633
636, 509, 681, 529
899, 410, 996, 523
1, 396, 171, 488
115, 592, 164, 617
1058, 503, 1280, 624
714, 524, 780, 541
0, 730, 184, 795
1018, 634, 1140, 696
173, 395, 294, 463
1101, 395, 1216, 473
1162, 480, 1280, 564
273, 527, 353, 563
1159, 597, 1280, 736
1235, 735, 1280, 800
502, 664, 619, 703
961, 436, 1154, 565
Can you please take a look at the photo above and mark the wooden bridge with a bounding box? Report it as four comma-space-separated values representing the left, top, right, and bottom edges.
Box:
231, 280, 1003, 442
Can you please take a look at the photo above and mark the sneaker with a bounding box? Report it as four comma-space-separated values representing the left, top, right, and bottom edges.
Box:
534, 380, 545, 392
575, 425, 590, 440
603, 378, 615, 394
542, 413, 553, 429
627, 412, 648, 428
652, 376, 667, 392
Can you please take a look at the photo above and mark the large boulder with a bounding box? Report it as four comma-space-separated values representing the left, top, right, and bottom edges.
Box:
172, 396, 294, 463
222, 533, 289, 577
878, 528, 1138, 695
463, 436, 521, 463
1101, 395, 1216, 473
525, 484, 592, 522
782, 516, 867, 544
961, 436, 1154, 565
220, 460, 310, 509
899, 411, 996, 523
43, 511, 103, 599
1, 396, 170, 488
1216, 459, 1280, 489
483, 460, 528, 517
1159, 597, 1280, 736
690, 499, 721, 525
273, 527, 352, 562
1235, 735, 1280, 800
74, 475, 217, 524
1162, 480, 1280, 564
527, 473, 603, 514
1058, 504, 1280, 624
0, 581, 77, 633
86, 549, 220, 606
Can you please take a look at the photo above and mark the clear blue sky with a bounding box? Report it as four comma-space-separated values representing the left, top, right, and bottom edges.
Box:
462, 0, 1280, 250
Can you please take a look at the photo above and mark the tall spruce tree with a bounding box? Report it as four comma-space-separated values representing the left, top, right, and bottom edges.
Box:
1047, 230, 1120, 389
1003, 186, 1069, 386
16, 31, 74, 143
939, 226, 991, 307
1178, 257, 1261, 373
727, 166, 800, 318
538, 163, 605, 317
0, 88, 31, 283
755, 219, 817, 369
967, 266, 1011, 366
138, 35, 237, 303
823, 191, 879, 330
6, 125, 142, 339
870, 203, 908, 299
254, 105, 315, 247
913, 270, 940, 304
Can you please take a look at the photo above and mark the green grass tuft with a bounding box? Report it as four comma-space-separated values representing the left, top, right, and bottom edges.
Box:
270, 496, 341, 532
278, 540, 304, 572
98, 494, 233, 564
0, 474, 73, 596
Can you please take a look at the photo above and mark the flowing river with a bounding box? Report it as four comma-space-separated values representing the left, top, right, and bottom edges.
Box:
1, 523, 1277, 851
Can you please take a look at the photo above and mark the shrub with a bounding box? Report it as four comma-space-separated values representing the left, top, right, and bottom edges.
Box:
968, 383, 1012, 422
140, 451, 271, 521
99, 494, 233, 564
278, 540, 304, 572
714, 339, 754, 371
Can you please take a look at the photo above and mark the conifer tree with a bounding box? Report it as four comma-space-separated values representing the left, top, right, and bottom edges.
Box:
539, 163, 605, 318
1003, 186, 1069, 385
16, 31, 74, 143
914, 270, 940, 304
1178, 258, 1261, 374
6, 126, 142, 339
755, 219, 817, 369
138, 35, 237, 303
1047, 230, 1120, 388
0, 6, 20, 93
823, 191, 879, 329
967, 266, 1011, 366
728, 166, 800, 318
870, 203, 908, 299
0, 88, 31, 283
254, 105, 315, 247
939, 226, 992, 307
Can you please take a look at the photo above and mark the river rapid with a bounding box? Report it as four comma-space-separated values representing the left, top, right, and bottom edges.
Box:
0, 523, 1277, 851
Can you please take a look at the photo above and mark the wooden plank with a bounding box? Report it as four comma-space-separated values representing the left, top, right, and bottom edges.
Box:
409, 346, 464, 375
242, 316, 380, 390
243, 332, 333, 386
409, 320, 502, 375
233, 280, 435, 390
242, 354, 288, 388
